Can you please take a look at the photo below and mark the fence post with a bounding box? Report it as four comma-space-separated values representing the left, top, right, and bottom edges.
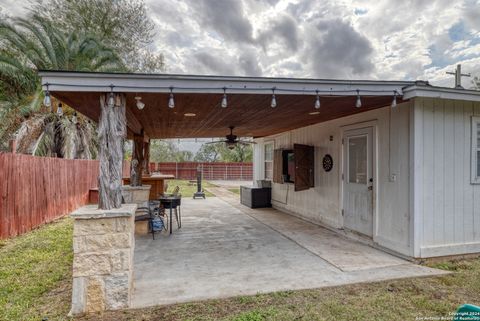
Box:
9, 139, 16, 154
175, 162, 178, 179
240, 164, 243, 180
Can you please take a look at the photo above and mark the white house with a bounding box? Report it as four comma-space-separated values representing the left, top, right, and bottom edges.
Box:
39, 71, 480, 260
253, 83, 480, 259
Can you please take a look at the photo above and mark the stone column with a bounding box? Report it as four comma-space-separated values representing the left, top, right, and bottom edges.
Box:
70, 204, 137, 315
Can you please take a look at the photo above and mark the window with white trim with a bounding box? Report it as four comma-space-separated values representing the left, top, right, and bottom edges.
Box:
472, 117, 480, 184
264, 142, 274, 180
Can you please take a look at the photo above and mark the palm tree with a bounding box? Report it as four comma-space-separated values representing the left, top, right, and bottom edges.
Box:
0, 14, 126, 156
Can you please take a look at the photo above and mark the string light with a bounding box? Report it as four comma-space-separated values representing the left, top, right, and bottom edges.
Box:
270, 87, 277, 108
135, 96, 145, 110
57, 102, 63, 116
108, 85, 115, 107
355, 89, 362, 108
42, 82, 405, 111
168, 87, 175, 108
43, 84, 51, 108
391, 90, 397, 108
221, 87, 227, 108
314, 90, 321, 109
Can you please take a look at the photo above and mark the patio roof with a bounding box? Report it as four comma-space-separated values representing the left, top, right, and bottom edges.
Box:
39, 71, 420, 138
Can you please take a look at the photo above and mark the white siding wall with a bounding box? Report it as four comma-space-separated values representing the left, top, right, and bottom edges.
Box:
254, 102, 413, 256
253, 138, 265, 182
413, 98, 480, 257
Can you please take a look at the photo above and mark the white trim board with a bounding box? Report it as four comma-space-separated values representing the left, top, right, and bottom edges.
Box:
420, 242, 480, 258
471, 116, 480, 184
403, 85, 480, 102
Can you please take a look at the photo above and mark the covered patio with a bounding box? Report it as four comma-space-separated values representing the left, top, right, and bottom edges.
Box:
38, 71, 445, 314
133, 191, 443, 308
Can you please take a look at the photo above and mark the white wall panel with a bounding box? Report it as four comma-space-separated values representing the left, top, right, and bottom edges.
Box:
414, 98, 480, 257
255, 103, 413, 256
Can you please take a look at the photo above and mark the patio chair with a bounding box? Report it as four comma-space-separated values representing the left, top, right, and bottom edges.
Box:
135, 200, 168, 240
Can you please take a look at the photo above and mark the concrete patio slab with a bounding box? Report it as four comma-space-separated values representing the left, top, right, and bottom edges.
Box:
131, 196, 446, 308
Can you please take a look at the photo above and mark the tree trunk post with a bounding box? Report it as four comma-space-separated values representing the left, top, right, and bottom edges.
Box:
130, 132, 144, 186
143, 139, 150, 176
98, 93, 126, 210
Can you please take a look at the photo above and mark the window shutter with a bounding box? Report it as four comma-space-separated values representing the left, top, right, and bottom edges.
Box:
294, 144, 314, 191
273, 149, 283, 183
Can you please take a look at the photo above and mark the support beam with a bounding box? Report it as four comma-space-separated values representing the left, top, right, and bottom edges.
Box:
98, 93, 126, 210
143, 139, 150, 176
130, 131, 144, 186
125, 105, 143, 135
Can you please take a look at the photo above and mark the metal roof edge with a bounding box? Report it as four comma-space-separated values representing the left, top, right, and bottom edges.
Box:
38, 70, 415, 86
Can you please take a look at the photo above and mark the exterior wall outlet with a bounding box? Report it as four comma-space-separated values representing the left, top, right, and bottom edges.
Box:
390, 173, 397, 182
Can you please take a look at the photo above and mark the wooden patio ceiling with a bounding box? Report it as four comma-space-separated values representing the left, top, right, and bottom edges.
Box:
53, 91, 402, 138
40, 71, 413, 139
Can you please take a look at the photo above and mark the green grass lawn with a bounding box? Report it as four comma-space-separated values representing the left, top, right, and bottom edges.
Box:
1, 213, 480, 321
0, 218, 73, 321
166, 179, 216, 198
227, 187, 240, 195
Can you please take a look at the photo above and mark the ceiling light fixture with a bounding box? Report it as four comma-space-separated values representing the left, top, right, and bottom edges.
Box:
309, 111, 320, 115
184, 113, 196, 117
135, 96, 145, 110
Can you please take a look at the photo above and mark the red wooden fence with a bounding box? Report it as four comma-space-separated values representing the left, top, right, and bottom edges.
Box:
0, 153, 104, 239
150, 162, 253, 180
0, 154, 249, 239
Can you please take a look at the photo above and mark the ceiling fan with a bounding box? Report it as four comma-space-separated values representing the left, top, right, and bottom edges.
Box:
205, 126, 256, 150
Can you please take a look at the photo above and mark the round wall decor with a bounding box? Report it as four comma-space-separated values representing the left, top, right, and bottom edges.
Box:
322, 154, 333, 172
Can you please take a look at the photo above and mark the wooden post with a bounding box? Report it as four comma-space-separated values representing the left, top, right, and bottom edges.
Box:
143, 140, 150, 176
98, 93, 126, 210
9, 139, 16, 154
130, 132, 144, 186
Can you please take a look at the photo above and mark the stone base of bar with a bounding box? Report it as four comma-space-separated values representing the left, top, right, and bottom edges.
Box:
70, 204, 137, 315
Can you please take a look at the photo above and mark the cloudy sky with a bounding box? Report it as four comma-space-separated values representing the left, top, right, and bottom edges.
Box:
2, 0, 480, 88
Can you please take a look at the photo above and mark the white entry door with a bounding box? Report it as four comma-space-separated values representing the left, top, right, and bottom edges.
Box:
343, 127, 374, 237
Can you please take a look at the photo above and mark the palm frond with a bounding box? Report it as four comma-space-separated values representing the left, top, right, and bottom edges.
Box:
15, 17, 58, 69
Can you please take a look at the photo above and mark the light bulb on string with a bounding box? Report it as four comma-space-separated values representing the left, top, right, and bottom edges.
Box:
314, 90, 321, 109
355, 89, 362, 108
270, 88, 277, 108
221, 87, 227, 108
168, 87, 175, 108
72, 112, 77, 124
391, 90, 397, 108
57, 103, 63, 116
43, 84, 51, 109
108, 85, 115, 107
